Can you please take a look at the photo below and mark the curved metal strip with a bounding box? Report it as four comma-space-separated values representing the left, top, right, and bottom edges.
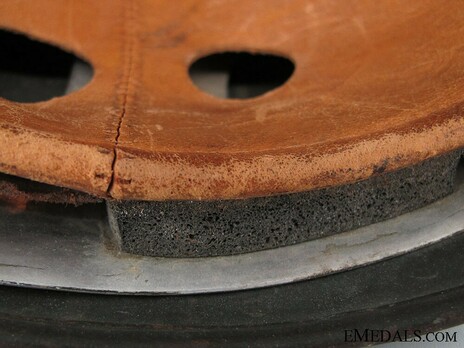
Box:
0, 176, 463, 295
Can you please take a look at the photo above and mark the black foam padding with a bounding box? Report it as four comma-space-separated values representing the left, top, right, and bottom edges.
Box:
107, 149, 463, 257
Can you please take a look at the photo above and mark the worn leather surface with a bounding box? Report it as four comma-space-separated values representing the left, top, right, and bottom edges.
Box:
0, 0, 463, 200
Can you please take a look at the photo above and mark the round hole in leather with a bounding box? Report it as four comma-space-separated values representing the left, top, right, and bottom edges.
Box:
0, 28, 94, 103
0, 0, 463, 201
188, 51, 295, 99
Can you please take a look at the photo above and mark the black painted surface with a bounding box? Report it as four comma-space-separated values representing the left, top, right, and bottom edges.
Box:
1, 230, 464, 347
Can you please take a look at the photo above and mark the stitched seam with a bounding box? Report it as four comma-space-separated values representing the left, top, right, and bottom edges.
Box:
106, 0, 137, 197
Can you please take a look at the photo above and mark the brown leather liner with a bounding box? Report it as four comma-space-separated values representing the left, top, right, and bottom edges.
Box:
0, 0, 464, 201
0, 173, 101, 212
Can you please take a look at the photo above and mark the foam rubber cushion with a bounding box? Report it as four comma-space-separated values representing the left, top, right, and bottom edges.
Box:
0, 0, 463, 201
108, 150, 462, 257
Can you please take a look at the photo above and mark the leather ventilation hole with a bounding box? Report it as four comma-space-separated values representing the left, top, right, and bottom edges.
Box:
0, 29, 93, 103
189, 52, 295, 99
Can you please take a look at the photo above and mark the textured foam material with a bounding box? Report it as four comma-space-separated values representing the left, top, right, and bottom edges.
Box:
107, 150, 463, 257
